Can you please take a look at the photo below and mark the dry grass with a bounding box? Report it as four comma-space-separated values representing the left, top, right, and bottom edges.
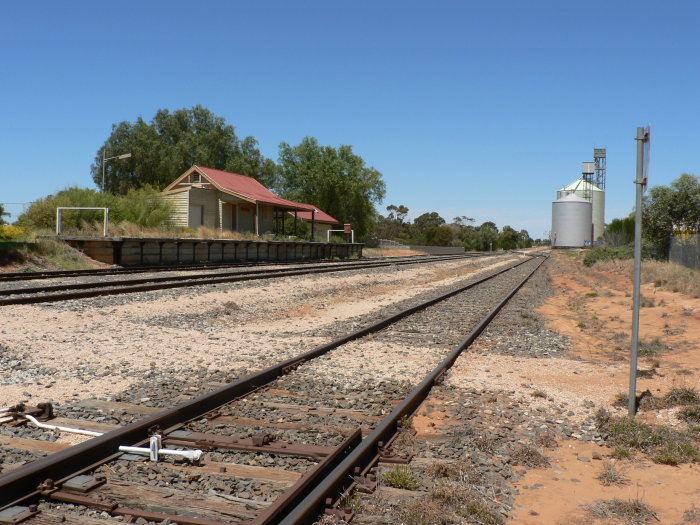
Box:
635, 388, 700, 411
610, 446, 633, 460
678, 405, 700, 424
67, 221, 262, 240
510, 444, 550, 468
596, 461, 629, 486
425, 460, 482, 484
398, 459, 504, 524
684, 506, 700, 523
534, 432, 558, 449
640, 294, 656, 307
654, 441, 700, 465
595, 409, 700, 465
585, 498, 658, 524
381, 465, 419, 489
1, 237, 97, 270
638, 337, 667, 357
596, 259, 700, 298
400, 497, 455, 525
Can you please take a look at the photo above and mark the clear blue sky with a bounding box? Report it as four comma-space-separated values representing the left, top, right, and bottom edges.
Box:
1, 1, 698, 238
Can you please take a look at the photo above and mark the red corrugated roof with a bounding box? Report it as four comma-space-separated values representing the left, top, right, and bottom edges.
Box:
292, 208, 339, 224
196, 166, 315, 211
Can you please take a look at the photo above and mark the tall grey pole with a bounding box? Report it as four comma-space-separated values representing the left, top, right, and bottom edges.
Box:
628, 126, 648, 416
101, 151, 106, 192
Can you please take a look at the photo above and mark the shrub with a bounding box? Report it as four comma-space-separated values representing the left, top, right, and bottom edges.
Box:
653, 441, 700, 465
510, 444, 549, 467
585, 498, 658, 524
638, 338, 666, 357
381, 466, 419, 489
597, 461, 629, 486
17, 186, 172, 231
664, 388, 700, 406
597, 413, 699, 464
429, 482, 504, 525
583, 245, 637, 267
425, 460, 482, 484
610, 446, 633, 460
683, 506, 700, 523
678, 405, 700, 424
0, 225, 27, 241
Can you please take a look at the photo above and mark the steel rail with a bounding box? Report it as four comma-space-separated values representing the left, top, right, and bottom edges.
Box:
0, 257, 533, 509
0, 259, 347, 282
0, 254, 483, 306
0, 254, 473, 294
0, 253, 477, 282
280, 256, 548, 525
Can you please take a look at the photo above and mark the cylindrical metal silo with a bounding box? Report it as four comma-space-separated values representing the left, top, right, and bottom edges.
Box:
551, 193, 593, 248
557, 178, 605, 241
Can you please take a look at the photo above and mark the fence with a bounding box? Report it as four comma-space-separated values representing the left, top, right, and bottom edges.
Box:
376, 239, 465, 255
377, 239, 410, 249
669, 234, 700, 270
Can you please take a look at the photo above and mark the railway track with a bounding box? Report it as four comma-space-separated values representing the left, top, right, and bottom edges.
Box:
0, 254, 546, 524
0, 254, 484, 306
0, 254, 477, 283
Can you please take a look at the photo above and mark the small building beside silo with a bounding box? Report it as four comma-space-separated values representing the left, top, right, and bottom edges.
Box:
551, 193, 593, 248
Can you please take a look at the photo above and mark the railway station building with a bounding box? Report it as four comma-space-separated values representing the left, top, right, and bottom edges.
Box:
288, 208, 340, 239
161, 165, 331, 236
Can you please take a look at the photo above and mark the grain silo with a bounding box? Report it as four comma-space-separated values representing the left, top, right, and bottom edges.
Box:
557, 177, 605, 241
551, 193, 593, 248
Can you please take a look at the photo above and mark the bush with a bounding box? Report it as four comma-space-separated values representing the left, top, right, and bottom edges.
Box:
510, 444, 549, 467
585, 498, 658, 524
603, 217, 635, 247
583, 245, 636, 267
679, 405, 700, 424
381, 466, 419, 489
17, 186, 172, 231
0, 225, 27, 241
596, 414, 699, 464
653, 441, 700, 465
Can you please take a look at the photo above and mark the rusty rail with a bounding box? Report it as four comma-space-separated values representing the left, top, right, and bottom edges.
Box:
0, 254, 477, 282
0, 257, 532, 509
279, 255, 548, 524
0, 254, 478, 305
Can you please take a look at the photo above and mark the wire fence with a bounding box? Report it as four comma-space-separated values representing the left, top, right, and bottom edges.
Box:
669, 234, 700, 270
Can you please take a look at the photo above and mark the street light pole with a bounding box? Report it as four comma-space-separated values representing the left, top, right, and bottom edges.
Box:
101, 152, 132, 192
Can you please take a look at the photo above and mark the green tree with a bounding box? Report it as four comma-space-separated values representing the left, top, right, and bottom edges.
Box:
375, 204, 411, 240
424, 225, 454, 246
498, 225, 519, 250
277, 137, 386, 239
517, 229, 533, 248
480, 221, 498, 232
461, 222, 499, 251
387, 204, 410, 224
92, 105, 277, 194
412, 212, 445, 231
603, 216, 635, 247
642, 173, 700, 257
0, 203, 9, 225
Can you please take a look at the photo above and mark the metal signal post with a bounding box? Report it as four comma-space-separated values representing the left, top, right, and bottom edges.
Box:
629, 126, 650, 417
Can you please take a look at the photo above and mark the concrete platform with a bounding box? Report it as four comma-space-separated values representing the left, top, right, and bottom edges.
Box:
58, 236, 363, 266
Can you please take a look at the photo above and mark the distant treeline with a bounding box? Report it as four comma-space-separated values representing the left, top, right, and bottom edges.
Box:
374, 205, 545, 250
